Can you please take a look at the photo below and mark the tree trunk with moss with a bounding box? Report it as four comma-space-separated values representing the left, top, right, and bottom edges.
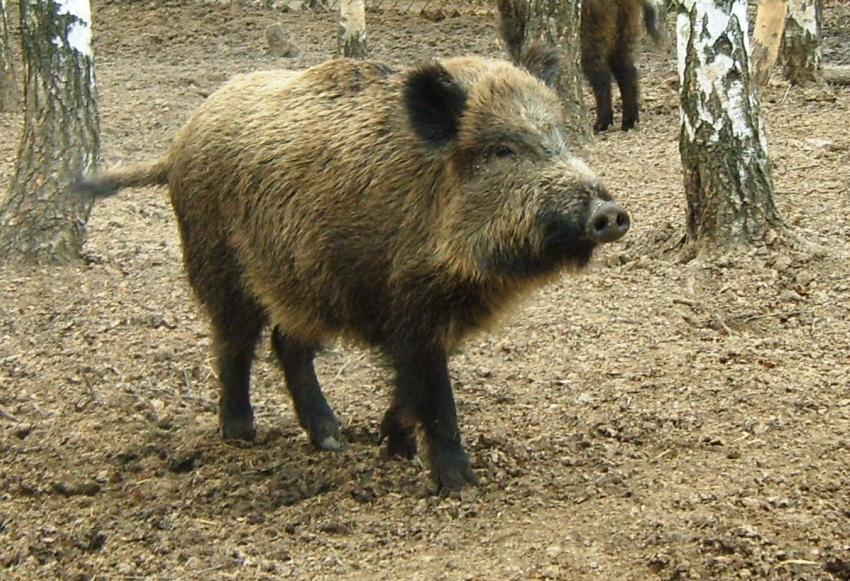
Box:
0, 0, 20, 110
677, 0, 788, 259
0, 0, 99, 264
783, 0, 821, 84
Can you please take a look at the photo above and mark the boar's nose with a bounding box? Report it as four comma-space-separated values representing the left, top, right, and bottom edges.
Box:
586, 200, 630, 243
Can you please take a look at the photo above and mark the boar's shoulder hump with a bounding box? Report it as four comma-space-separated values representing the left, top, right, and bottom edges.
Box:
295, 59, 396, 95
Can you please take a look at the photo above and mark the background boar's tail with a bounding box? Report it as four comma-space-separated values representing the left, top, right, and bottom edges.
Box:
76, 159, 169, 199
642, 0, 665, 46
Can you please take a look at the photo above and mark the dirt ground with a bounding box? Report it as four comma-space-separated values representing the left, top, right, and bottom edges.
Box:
1, 1, 849, 579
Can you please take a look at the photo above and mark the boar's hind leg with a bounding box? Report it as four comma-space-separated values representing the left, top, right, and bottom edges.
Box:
382, 345, 478, 490
270, 328, 342, 451
182, 228, 265, 442
208, 289, 266, 443
586, 69, 615, 132
611, 52, 640, 130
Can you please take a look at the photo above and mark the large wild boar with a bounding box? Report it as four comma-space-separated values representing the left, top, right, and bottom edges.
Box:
79, 45, 630, 490
500, 0, 663, 132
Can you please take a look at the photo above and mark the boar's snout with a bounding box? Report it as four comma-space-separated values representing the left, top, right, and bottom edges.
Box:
586, 199, 630, 243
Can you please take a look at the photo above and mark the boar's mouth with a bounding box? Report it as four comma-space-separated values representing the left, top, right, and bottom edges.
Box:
477, 196, 629, 279
540, 197, 630, 250
538, 209, 599, 267
479, 211, 597, 279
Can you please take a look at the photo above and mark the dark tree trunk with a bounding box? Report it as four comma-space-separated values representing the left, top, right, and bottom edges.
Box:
519, 0, 591, 142
0, 0, 99, 264
677, 0, 788, 259
0, 0, 20, 110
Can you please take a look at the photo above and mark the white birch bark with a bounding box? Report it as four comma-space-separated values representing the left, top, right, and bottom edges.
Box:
783, 0, 821, 84
337, 0, 367, 58
676, 0, 786, 256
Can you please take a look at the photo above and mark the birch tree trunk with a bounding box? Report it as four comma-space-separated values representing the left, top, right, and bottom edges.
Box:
677, 0, 788, 258
783, 0, 821, 84
506, 0, 590, 142
0, 0, 99, 264
751, 0, 786, 87
337, 0, 366, 59
0, 0, 20, 110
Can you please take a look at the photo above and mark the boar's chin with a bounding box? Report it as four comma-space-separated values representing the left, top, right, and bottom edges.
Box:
539, 210, 599, 267
481, 216, 597, 279
482, 242, 595, 280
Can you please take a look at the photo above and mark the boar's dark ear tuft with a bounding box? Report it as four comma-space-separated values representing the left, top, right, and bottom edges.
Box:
520, 42, 561, 88
404, 62, 468, 147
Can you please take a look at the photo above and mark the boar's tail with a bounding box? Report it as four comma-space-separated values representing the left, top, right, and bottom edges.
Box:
76, 159, 170, 200
496, 0, 528, 64
641, 0, 664, 46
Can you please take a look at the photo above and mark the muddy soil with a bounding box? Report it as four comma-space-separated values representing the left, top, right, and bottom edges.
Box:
1, 1, 849, 580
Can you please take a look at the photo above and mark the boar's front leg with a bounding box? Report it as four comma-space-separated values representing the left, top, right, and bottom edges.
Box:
381, 344, 478, 490
271, 328, 342, 451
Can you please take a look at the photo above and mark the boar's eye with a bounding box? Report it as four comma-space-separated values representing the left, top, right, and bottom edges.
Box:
493, 144, 516, 158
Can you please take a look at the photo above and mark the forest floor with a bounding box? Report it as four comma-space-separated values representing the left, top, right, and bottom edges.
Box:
1, 1, 849, 580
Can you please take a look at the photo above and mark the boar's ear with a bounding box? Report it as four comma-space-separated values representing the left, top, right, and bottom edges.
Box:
404, 62, 468, 147
520, 42, 560, 88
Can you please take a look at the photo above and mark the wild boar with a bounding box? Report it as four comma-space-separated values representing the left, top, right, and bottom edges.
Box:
79, 46, 630, 490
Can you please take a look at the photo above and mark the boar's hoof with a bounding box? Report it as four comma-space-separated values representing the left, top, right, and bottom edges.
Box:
430, 447, 479, 490
586, 200, 630, 244
220, 417, 256, 442
379, 420, 418, 459
593, 119, 614, 133
307, 416, 343, 451
317, 436, 342, 451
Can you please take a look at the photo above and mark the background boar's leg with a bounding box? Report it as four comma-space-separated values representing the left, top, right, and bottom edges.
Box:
270, 329, 342, 451
383, 345, 478, 490
587, 70, 615, 132
611, 53, 640, 130
210, 294, 266, 442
